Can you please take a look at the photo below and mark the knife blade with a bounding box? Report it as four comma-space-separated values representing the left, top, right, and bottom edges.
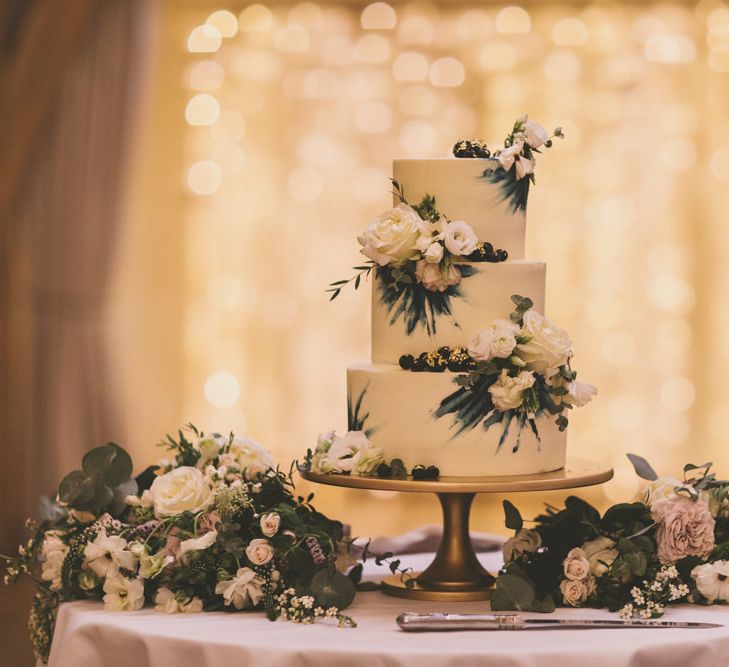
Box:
396, 612, 722, 631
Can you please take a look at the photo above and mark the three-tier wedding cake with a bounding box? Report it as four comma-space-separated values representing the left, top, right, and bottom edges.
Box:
312, 118, 596, 479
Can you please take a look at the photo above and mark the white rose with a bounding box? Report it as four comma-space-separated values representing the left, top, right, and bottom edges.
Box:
424, 242, 444, 264
641, 477, 686, 509
443, 220, 477, 257
517, 310, 573, 374
467, 319, 521, 362
260, 513, 281, 537
102, 573, 145, 611
515, 156, 533, 180
228, 437, 275, 480
314, 431, 383, 476
199, 435, 225, 461
566, 380, 597, 407
523, 120, 549, 148
488, 369, 535, 411
415, 260, 461, 293
496, 141, 524, 172
358, 203, 423, 266
581, 537, 618, 577
179, 530, 218, 557
563, 547, 591, 581
503, 528, 542, 562
215, 567, 265, 609
246, 538, 274, 566
692, 561, 729, 603
149, 467, 214, 517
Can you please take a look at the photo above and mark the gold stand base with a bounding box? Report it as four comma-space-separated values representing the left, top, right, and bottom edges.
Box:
300, 460, 613, 602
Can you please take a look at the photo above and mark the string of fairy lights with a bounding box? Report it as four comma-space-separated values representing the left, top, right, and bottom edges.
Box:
179, 2, 729, 506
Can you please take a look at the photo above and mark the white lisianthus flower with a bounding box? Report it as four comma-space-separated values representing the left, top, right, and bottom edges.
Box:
139, 550, 174, 579
78, 570, 99, 592
641, 477, 688, 509
443, 220, 478, 257
102, 573, 145, 611
179, 530, 218, 557
358, 203, 424, 266
565, 380, 597, 408
199, 435, 226, 461
312, 431, 383, 476
40, 533, 68, 592
154, 587, 204, 614
260, 513, 281, 537
581, 536, 618, 577
215, 567, 265, 609
415, 260, 461, 293
517, 310, 573, 374
515, 156, 533, 180
228, 437, 275, 481
496, 141, 524, 172
84, 528, 138, 579
149, 467, 214, 517
523, 120, 549, 149
468, 319, 521, 362
246, 538, 274, 566
691, 561, 729, 603
488, 369, 535, 411
503, 528, 541, 563
424, 242, 444, 264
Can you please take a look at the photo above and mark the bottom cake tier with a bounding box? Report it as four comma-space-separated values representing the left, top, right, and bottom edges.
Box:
347, 364, 567, 477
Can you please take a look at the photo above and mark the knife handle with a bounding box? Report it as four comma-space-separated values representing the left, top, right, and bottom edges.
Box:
397, 612, 525, 632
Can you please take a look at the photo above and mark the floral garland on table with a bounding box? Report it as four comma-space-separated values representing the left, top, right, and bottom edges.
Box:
329, 180, 505, 335
433, 295, 596, 450
1, 426, 359, 664
492, 454, 729, 618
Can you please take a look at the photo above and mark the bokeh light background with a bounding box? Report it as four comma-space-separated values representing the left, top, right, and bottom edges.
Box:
111, 0, 729, 538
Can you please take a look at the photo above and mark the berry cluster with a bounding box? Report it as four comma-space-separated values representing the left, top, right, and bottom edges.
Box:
376, 458, 440, 480
411, 465, 440, 481
399, 346, 475, 373
466, 241, 508, 263
453, 139, 491, 159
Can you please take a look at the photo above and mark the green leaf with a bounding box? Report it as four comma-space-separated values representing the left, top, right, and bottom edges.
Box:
108, 477, 139, 516
502, 499, 523, 532
58, 470, 95, 505
623, 550, 647, 576
529, 595, 555, 613
627, 454, 658, 481
490, 574, 535, 611
310, 569, 356, 610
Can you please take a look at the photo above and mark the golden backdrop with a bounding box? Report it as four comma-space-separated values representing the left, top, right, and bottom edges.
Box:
109, 0, 729, 539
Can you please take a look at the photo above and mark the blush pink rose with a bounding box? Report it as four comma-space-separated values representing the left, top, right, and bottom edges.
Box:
415, 260, 461, 293
652, 496, 715, 563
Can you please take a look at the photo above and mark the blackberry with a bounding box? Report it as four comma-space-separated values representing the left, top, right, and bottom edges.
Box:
377, 463, 392, 477
399, 354, 414, 370
496, 249, 508, 262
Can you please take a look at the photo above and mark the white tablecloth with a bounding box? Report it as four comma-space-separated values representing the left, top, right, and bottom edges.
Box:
47, 551, 729, 667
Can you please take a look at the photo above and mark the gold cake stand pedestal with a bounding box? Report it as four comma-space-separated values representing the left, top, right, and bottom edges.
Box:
300, 459, 613, 602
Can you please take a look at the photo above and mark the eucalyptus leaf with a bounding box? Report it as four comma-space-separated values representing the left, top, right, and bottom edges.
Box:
489, 574, 535, 611
310, 569, 356, 610
626, 453, 658, 481
108, 477, 139, 516
502, 499, 524, 532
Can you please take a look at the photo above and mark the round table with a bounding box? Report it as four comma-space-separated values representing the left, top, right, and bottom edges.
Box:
47, 551, 729, 667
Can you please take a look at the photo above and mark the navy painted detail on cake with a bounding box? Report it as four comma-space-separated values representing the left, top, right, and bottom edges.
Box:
376, 264, 476, 336
347, 382, 375, 437
481, 166, 530, 214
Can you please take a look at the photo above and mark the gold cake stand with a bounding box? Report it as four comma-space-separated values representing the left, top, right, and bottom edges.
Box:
300, 459, 613, 602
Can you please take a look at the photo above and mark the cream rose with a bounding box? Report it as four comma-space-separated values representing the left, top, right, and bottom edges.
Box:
517, 310, 573, 373
424, 242, 444, 264
652, 496, 715, 563
260, 513, 281, 537
358, 203, 423, 266
692, 561, 729, 603
228, 437, 275, 480
443, 220, 477, 257
488, 369, 535, 411
198, 435, 225, 461
502, 528, 542, 563
246, 538, 274, 565
468, 320, 520, 362
560, 576, 596, 607
565, 380, 597, 408
149, 467, 214, 517
523, 121, 549, 149
581, 537, 618, 577
563, 547, 591, 581
415, 260, 461, 293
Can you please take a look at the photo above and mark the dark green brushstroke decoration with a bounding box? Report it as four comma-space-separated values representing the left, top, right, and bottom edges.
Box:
348, 382, 374, 437
376, 264, 477, 336
481, 164, 532, 214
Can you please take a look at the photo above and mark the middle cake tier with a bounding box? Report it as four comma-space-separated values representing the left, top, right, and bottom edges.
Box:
371, 259, 546, 363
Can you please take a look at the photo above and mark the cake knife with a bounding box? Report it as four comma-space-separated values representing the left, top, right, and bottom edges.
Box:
397, 612, 721, 631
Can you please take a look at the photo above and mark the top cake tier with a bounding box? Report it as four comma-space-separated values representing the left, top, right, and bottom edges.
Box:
393, 158, 526, 259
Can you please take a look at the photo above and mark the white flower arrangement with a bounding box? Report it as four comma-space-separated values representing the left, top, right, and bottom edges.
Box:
310, 430, 384, 477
